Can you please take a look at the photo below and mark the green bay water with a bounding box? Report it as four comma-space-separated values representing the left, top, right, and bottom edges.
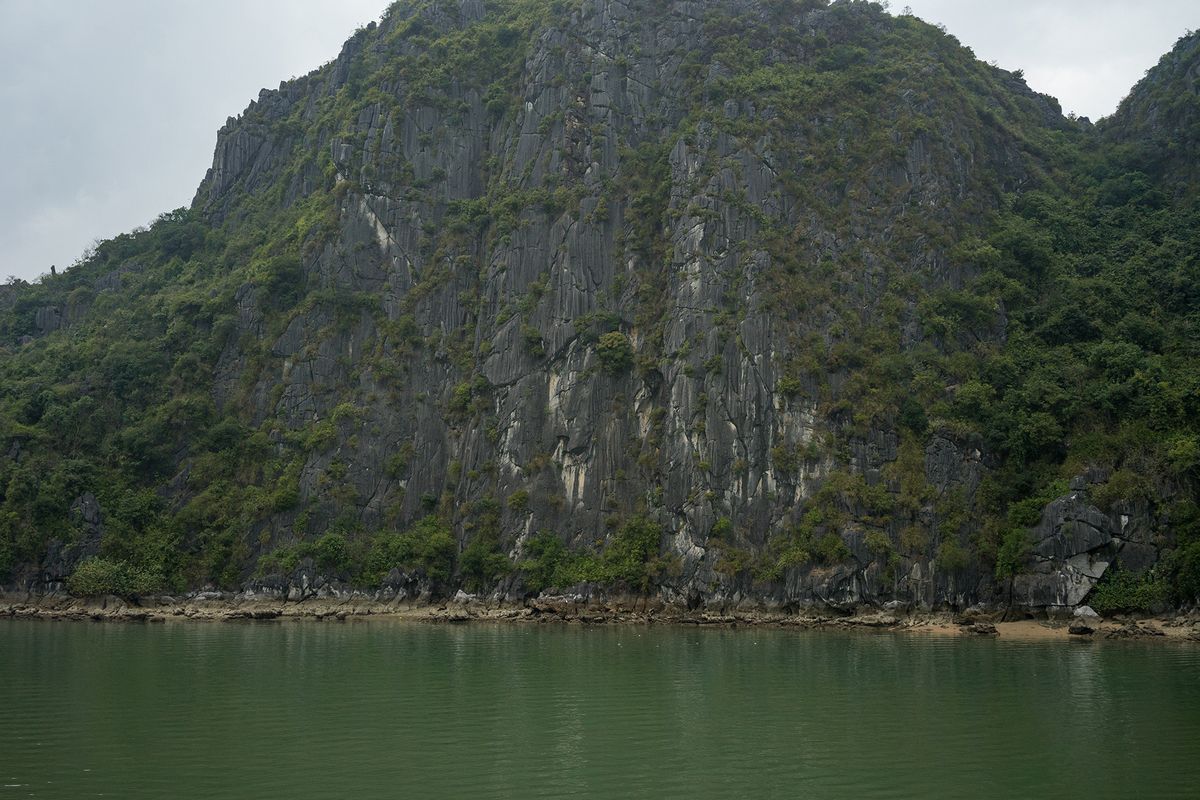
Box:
1, 620, 1198, 798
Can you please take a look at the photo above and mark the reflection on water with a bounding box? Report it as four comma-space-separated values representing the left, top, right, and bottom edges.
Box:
1, 620, 1198, 799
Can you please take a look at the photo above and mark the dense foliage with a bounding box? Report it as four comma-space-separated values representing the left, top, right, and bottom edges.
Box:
0, 2, 1196, 606
65, 557, 162, 599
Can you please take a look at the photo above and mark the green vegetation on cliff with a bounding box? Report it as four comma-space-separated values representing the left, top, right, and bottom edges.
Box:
1, 2, 1197, 608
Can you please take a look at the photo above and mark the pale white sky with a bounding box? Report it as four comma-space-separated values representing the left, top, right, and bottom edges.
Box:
0, 1, 1194, 283
0, 0, 383, 283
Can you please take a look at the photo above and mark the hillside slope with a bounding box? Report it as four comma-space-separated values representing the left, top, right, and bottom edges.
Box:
2, 1, 1197, 613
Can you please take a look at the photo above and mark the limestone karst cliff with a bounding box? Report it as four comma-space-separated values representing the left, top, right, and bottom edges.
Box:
2, 2, 1198, 613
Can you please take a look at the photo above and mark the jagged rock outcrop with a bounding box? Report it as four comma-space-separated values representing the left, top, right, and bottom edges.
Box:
181, 0, 1059, 607
1102, 30, 1200, 192
2, 0, 1197, 613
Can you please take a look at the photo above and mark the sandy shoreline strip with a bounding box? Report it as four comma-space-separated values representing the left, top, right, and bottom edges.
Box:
3, 593, 1198, 643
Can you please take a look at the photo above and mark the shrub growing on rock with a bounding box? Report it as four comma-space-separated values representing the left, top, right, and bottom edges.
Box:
936, 538, 971, 572
67, 557, 160, 598
596, 332, 633, 374
363, 516, 456, 586
519, 532, 568, 593
1088, 568, 1170, 615
602, 516, 662, 590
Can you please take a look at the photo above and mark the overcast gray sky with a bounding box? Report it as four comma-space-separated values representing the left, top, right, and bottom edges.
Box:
1, 1, 1195, 283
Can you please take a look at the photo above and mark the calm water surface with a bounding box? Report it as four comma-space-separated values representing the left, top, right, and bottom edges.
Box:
1, 619, 1197, 798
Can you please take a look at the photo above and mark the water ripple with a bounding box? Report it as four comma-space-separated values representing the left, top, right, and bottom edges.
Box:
1, 621, 1198, 798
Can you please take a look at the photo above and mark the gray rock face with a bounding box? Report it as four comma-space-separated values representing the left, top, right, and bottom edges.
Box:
172, 0, 1121, 611
1010, 493, 1116, 609
924, 435, 985, 497
34, 306, 62, 335
1007, 486, 1171, 611
38, 494, 105, 588
14, 1, 1176, 614
1012, 559, 1108, 609
1031, 495, 1113, 561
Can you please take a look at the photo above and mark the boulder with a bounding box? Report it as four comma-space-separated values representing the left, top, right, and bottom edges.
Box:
1031, 494, 1114, 561
1012, 560, 1107, 609
1011, 490, 1123, 610
1105, 622, 1165, 640
1113, 540, 1158, 574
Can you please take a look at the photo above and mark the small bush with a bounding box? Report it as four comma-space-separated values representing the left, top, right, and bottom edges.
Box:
507, 489, 530, 515
363, 516, 456, 586
994, 528, 1030, 580
1166, 540, 1200, 604
1088, 568, 1169, 615
602, 516, 663, 590
815, 532, 851, 564
459, 532, 511, 591
898, 396, 928, 434
936, 538, 971, 572
864, 530, 894, 558
521, 324, 545, 358
518, 532, 568, 593
385, 452, 409, 479
711, 517, 734, 540
312, 532, 352, 573
899, 525, 930, 555
596, 332, 633, 374
518, 518, 665, 593
757, 517, 853, 581
67, 558, 160, 598
0, 536, 13, 580
715, 546, 753, 578
758, 541, 811, 582
776, 376, 803, 399
257, 544, 303, 577
771, 445, 800, 474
